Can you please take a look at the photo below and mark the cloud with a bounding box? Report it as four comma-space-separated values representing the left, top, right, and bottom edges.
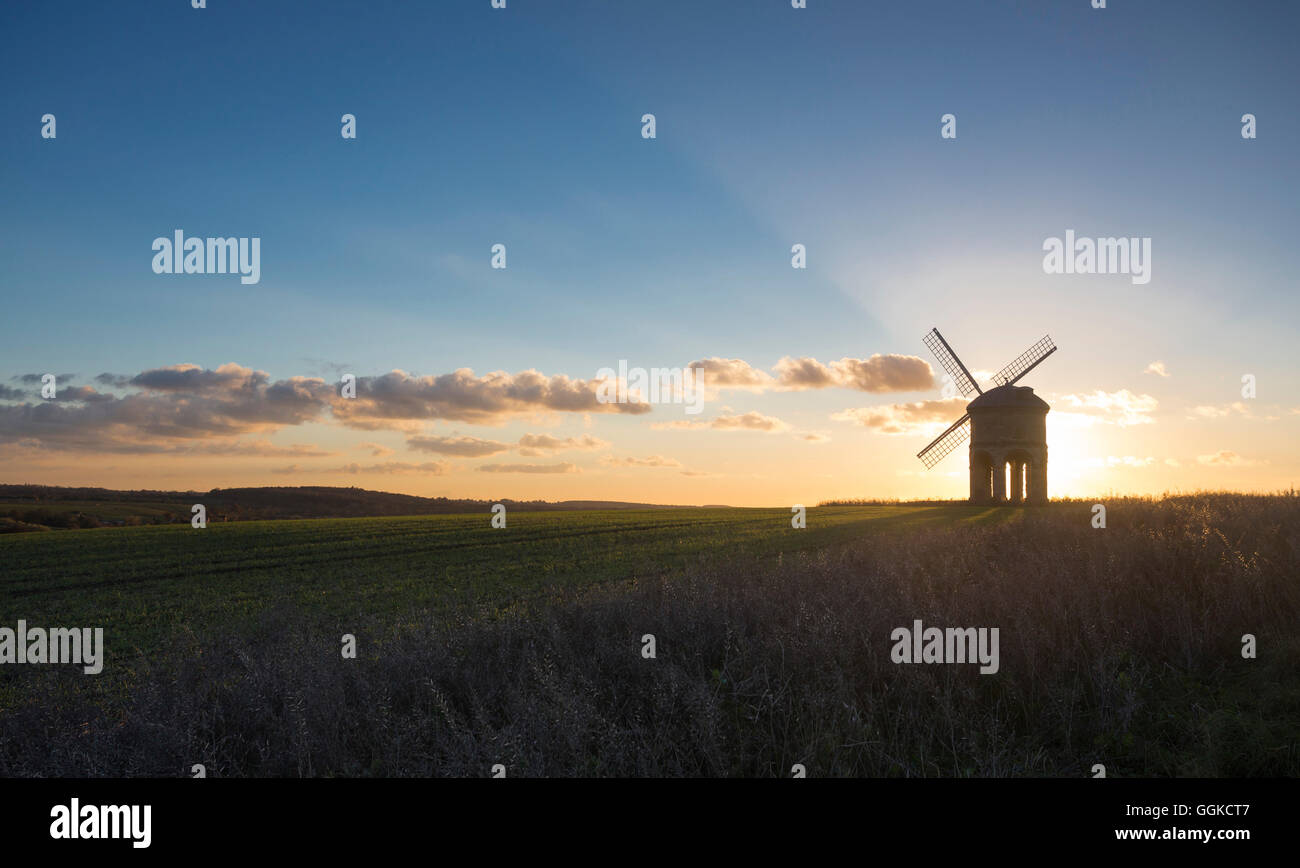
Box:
797, 432, 830, 443
273, 461, 451, 475
407, 433, 512, 457
707, 411, 789, 431
774, 354, 935, 392
357, 442, 394, 457
476, 462, 580, 474
1196, 451, 1263, 467
0, 362, 644, 452
688, 358, 775, 391
335, 368, 651, 428
0, 353, 934, 459
654, 411, 789, 432
51, 385, 114, 403
22, 438, 334, 457
1144, 361, 1170, 377
0, 366, 332, 451
599, 455, 682, 468
0, 435, 332, 458
407, 431, 608, 458
128, 363, 269, 394
831, 397, 968, 435
829, 355, 937, 392
1186, 402, 1276, 421
516, 433, 608, 455
684, 353, 934, 395
1053, 390, 1158, 426
93, 373, 133, 389
192, 440, 333, 457
1085, 455, 1156, 468
337, 461, 451, 475
771, 357, 836, 389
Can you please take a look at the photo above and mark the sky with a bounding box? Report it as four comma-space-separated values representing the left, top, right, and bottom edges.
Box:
1, 0, 1297, 506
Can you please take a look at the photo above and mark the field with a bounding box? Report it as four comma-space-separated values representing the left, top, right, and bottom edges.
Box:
0, 505, 1013, 665
1, 496, 1297, 777
0, 500, 184, 532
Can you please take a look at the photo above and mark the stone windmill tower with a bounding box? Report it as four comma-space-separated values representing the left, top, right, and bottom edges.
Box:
916, 329, 1057, 504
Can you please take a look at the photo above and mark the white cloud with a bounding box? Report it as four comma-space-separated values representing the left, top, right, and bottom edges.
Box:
273, 460, 451, 475
1196, 451, 1263, 467
599, 455, 682, 468
1053, 389, 1158, 427
1084, 455, 1156, 468
1187, 402, 1277, 421
516, 433, 608, 455
773, 354, 935, 392
407, 434, 512, 457
831, 397, 967, 435
654, 411, 789, 432
476, 462, 580, 474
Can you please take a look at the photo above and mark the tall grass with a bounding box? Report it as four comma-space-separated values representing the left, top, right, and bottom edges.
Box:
1, 494, 1296, 776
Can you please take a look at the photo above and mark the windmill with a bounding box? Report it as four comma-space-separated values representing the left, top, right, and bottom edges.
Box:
917, 328, 1057, 504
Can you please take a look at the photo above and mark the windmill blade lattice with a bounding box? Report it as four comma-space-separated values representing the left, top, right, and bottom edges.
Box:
923, 328, 982, 396
991, 335, 1057, 387
916, 413, 970, 469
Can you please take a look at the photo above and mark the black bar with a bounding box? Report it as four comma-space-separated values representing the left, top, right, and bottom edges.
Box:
2, 777, 1287, 855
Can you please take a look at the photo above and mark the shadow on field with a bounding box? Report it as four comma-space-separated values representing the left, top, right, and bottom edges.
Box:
1, 494, 1297, 777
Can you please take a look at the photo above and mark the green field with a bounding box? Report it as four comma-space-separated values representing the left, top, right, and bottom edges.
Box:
1, 505, 1017, 666
0, 500, 181, 519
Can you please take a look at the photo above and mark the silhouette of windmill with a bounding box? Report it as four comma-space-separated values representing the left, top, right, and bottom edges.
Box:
917, 328, 1057, 504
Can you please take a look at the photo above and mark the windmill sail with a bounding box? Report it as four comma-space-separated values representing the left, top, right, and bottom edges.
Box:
992, 335, 1057, 387
916, 413, 970, 469
923, 328, 982, 396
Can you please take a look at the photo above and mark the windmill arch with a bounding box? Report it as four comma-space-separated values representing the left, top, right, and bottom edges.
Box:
970, 450, 995, 503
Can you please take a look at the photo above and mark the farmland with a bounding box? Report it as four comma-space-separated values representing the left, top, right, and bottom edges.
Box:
0, 504, 1015, 665
1, 495, 1297, 777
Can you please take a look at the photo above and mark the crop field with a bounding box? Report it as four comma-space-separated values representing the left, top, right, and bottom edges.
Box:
1, 495, 1297, 777
0, 504, 1016, 668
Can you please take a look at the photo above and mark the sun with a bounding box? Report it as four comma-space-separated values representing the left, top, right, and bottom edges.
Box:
1045, 414, 1097, 498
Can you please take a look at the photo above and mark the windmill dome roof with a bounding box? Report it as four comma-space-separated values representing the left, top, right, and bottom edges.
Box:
967, 384, 1049, 412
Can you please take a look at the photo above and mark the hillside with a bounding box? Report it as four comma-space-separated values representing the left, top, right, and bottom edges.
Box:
0, 484, 708, 531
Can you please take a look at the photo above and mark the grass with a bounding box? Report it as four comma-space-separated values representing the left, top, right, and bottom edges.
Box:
0, 504, 1015, 668
1, 495, 1296, 777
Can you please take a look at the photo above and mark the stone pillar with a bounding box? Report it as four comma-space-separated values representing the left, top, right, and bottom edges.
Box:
1010, 461, 1025, 504
991, 453, 1006, 502
1030, 451, 1048, 503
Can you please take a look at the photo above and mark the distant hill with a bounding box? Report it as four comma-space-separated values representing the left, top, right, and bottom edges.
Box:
0, 484, 710, 532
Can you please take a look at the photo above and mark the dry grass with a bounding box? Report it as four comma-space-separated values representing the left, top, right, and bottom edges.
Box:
1, 493, 1296, 777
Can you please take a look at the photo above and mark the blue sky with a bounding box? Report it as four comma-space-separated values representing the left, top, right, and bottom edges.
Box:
1, 0, 1297, 503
